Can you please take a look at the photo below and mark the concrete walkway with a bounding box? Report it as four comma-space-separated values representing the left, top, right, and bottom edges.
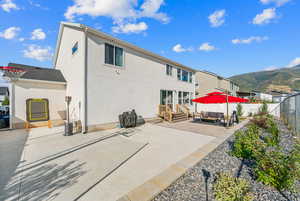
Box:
0, 127, 147, 201
158, 120, 231, 137
0, 129, 29, 199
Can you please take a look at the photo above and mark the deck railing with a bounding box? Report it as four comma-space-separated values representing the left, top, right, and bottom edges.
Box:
164, 105, 173, 122
176, 104, 190, 118
158, 104, 173, 122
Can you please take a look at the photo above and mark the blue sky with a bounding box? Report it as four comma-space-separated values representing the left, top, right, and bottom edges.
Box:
0, 0, 299, 78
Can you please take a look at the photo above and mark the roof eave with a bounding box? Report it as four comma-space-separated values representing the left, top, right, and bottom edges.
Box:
17, 78, 67, 85
54, 22, 197, 72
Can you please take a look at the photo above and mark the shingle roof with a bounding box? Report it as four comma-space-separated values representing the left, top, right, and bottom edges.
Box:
5, 63, 66, 83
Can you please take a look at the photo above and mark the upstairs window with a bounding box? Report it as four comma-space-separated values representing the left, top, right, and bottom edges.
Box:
182, 70, 188, 82
177, 68, 192, 83
189, 72, 193, 83
115, 47, 123, 67
105, 43, 124, 67
177, 69, 181, 80
72, 42, 78, 55
166, 64, 173, 76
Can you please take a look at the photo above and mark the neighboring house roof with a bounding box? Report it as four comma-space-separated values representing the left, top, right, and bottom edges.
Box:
0, 87, 9, 96
53, 22, 196, 73
5, 63, 66, 83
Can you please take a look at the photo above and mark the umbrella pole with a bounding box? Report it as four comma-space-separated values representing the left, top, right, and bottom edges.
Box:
226, 94, 229, 127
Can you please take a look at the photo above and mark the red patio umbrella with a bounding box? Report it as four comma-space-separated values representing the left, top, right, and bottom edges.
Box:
192, 93, 249, 104
192, 92, 249, 127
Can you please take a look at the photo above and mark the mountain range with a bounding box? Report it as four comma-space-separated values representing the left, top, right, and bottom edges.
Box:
229, 64, 300, 93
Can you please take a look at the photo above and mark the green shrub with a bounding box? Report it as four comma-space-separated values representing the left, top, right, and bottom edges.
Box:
237, 103, 243, 117
259, 102, 268, 115
231, 124, 266, 160
213, 172, 254, 201
254, 143, 300, 192
265, 118, 280, 146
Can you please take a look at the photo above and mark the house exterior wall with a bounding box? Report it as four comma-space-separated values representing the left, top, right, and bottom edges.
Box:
12, 81, 66, 128
220, 79, 230, 92
195, 72, 239, 97
55, 25, 85, 122
86, 34, 195, 126
195, 72, 219, 97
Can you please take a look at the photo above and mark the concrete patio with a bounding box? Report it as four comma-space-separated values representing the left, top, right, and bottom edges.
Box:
157, 120, 235, 137
0, 120, 246, 201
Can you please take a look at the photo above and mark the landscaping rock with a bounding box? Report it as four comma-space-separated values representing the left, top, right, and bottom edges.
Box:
153, 119, 300, 201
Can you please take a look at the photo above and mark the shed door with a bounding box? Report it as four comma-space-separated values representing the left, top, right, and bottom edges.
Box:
26, 99, 49, 122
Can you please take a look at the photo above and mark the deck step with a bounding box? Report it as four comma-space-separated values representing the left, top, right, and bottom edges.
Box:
172, 112, 188, 123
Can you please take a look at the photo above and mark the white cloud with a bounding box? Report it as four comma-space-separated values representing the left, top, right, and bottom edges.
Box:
208, 9, 226, 27
0, 26, 20, 39
199, 43, 216, 52
64, 0, 169, 24
288, 57, 300, 67
253, 8, 277, 25
23, 45, 52, 61
172, 44, 192, 53
0, 0, 19, 12
264, 65, 278, 71
31, 28, 46, 40
112, 22, 148, 34
28, 0, 48, 10
232, 36, 269, 44
260, 0, 290, 7
19, 37, 25, 42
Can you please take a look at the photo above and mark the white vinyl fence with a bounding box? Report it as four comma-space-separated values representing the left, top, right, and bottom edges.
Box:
195, 103, 280, 117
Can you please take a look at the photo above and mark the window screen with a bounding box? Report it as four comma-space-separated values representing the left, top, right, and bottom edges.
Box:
105, 43, 114, 65
177, 69, 181, 80
115, 47, 123, 67
182, 70, 188, 82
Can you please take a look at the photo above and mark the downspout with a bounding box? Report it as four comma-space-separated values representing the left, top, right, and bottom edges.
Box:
82, 26, 88, 134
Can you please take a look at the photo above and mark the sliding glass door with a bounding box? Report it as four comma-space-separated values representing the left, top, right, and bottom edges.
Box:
160, 90, 173, 110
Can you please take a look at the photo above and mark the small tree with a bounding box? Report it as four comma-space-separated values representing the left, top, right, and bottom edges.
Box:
259, 101, 268, 114
237, 103, 243, 117
2, 96, 9, 105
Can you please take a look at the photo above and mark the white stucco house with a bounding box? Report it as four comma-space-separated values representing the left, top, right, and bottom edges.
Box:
3, 22, 197, 131
52, 22, 195, 132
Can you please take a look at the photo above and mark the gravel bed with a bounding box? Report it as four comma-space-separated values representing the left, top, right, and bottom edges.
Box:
153, 120, 300, 201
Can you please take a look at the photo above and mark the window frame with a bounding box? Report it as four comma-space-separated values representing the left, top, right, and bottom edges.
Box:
189, 72, 193, 83
177, 68, 193, 83
104, 43, 125, 68
72, 41, 78, 55
177, 68, 182, 81
166, 64, 173, 76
